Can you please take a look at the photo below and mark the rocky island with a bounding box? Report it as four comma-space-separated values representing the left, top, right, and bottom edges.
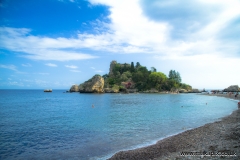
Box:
69, 60, 197, 93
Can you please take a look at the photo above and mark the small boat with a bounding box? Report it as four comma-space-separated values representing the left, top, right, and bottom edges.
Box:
44, 89, 52, 92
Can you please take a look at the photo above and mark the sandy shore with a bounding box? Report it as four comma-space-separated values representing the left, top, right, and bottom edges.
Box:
109, 95, 240, 160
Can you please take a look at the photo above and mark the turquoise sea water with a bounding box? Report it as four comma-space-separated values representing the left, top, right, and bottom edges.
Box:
0, 90, 238, 160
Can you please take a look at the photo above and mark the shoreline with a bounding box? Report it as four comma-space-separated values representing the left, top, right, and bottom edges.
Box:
109, 95, 240, 160
200, 93, 240, 100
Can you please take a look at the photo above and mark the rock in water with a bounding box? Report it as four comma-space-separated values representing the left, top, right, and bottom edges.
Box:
70, 84, 79, 92
79, 75, 104, 93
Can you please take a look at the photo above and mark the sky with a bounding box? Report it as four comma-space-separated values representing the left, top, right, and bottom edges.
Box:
0, 0, 240, 90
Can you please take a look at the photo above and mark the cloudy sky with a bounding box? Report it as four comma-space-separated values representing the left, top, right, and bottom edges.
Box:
0, 0, 239, 89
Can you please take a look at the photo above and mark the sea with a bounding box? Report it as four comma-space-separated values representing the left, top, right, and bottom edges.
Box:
0, 90, 238, 160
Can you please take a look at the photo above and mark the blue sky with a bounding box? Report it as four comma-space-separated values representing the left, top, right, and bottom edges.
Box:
0, 0, 240, 89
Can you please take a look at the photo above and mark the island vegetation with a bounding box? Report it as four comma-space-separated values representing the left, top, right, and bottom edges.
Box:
70, 60, 195, 93
103, 61, 192, 91
102, 61, 192, 93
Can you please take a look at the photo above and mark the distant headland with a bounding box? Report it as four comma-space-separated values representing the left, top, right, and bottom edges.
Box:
69, 61, 239, 94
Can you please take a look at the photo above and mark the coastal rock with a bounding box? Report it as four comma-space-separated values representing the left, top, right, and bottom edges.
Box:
104, 84, 120, 93
79, 75, 104, 93
127, 89, 138, 93
104, 88, 119, 93
188, 89, 200, 93
223, 85, 239, 92
146, 89, 159, 93
179, 89, 188, 93
70, 84, 79, 92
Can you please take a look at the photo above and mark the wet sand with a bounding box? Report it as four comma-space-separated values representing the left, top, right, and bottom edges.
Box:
109, 95, 240, 160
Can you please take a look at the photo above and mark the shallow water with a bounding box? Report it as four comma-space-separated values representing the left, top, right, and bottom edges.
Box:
0, 90, 237, 159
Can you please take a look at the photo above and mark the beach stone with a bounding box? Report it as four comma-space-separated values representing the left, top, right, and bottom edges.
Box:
109, 104, 240, 160
79, 75, 104, 93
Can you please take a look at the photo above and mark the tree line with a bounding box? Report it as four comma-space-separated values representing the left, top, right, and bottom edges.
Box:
102, 61, 192, 92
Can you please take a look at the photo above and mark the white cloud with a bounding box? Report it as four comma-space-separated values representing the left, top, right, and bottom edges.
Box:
70, 70, 81, 72
54, 81, 61, 86
5, 77, 25, 87
90, 66, 103, 73
152, 54, 240, 89
0, 0, 239, 60
0, 64, 17, 71
95, 70, 103, 73
8, 81, 24, 87
37, 73, 49, 75
34, 79, 48, 86
0, 64, 26, 74
85, 0, 240, 57
45, 63, 57, 67
22, 63, 32, 67
0, 0, 239, 89
0, 27, 98, 61
65, 65, 78, 69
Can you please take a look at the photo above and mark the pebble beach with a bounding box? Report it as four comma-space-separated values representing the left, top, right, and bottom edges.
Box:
109, 94, 240, 160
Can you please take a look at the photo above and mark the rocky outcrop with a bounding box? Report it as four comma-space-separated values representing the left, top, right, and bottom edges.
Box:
79, 75, 104, 93
178, 88, 201, 93
104, 84, 120, 93
104, 88, 119, 93
70, 84, 79, 92
187, 89, 200, 93
223, 85, 239, 92
179, 89, 188, 93
142, 89, 159, 93
127, 89, 138, 93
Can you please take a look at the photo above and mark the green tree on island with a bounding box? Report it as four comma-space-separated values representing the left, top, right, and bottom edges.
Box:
169, 70, 181, 83
103, 61, 192, 92
131, 62, 135, 72
151, 67, 157, 72
149, 72, 167, 91
136, 62, 141, 68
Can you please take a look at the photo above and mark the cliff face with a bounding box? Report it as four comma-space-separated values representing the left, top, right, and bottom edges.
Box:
70, 84, 79, 92
79, 75, 104, 93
